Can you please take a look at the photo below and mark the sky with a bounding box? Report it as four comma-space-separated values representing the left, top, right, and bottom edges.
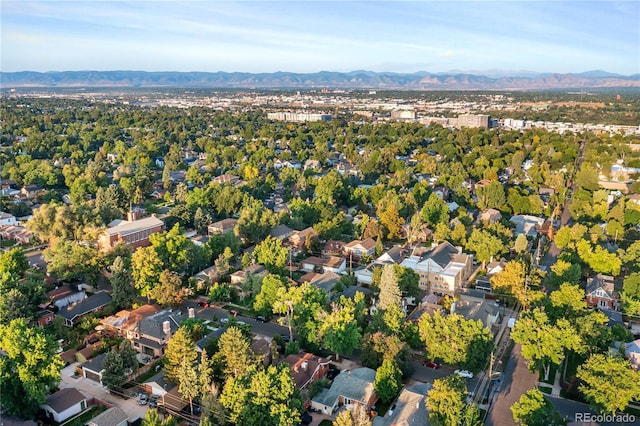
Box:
1, 1, 639, 75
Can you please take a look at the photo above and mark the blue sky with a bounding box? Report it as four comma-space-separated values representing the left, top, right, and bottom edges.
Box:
2, 1, 639, 75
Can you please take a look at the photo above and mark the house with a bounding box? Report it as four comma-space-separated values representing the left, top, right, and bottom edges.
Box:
208, 218, 238, 235
376, 246, 407, 264
476, 208, 502, 224
21, 184, 42, 198
372, 382, 431, 426
58, 292, 112, 327
281, 352, 330, 390
624, 339, 640, 370
475, 259, 506, 292
311, 367, 378, 415
585, 274, 620, 310
289, 227, 318, 252
86, 406, 129, 426
144, 371, 173, 397
510, 215, 545, 238
100, 304, 161, 340
82, 353, 108, 384
0, 211, 17, 226
45, 284, 86, 310
252, 335, 272, 366
344, 238, 376, 259
400, 242, 474, 295
36, 309, 55, 327
304, 159, 322, 171
230, 264, 267, 285
332, 286, 373, 303
323, 240, 346, 257
301, 256, 346, 274
40, 388, 87, 423
192, 265, 219, 291
98, 215, 165, 252
212, 173, 241, 185
130, 309, 185, 357
309, 271, 342, 295
270, 224, 294, 240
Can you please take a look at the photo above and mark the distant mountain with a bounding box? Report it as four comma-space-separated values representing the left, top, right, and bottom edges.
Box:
1, 70, 639, 90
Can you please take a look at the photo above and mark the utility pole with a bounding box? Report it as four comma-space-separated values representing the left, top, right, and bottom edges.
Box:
488, 351, 495, 379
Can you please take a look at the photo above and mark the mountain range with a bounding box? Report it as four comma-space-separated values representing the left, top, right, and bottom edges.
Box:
1, 70, 639, 90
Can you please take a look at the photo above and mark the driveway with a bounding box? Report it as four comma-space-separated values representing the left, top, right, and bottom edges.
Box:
59, 363, 149, 422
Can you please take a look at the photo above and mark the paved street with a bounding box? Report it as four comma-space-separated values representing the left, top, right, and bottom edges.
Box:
484, 343, 537, 426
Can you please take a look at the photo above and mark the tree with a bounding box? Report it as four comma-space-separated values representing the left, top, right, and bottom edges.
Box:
476, 180, 506, 210
142, 409, 178, 426
0, 273, 46, 325
221, 364, 302, 426
623, 272, 640, 300
131, 245, 163, 298
0, 247, 29, 276
510, 388, 564, 426
254, 274, 288, 317
466, 228, 505, 266
164, 327, 197, 383
235, 197, 277, 245
576, 240, 621, 276
426, 375, 468, 426
149, 270, 186, 308
110, 256, 135, 309
102, 348, 126, 391
378, 203, 405, 240
374, 359, 402, 404
378, 264, 402, 310
217, 326, 256, 377
418, 311, 493, 372
333, 404, 372, 426
511, 308, 581, 381
514, 234, 529, 255
254, 235, 289, 274
576, 353, 640, 415
178, 355, 199, 415
422, 192, 449, 228
317, 297, 362, 360
44, 239, 102, 284
490, 261, 543, 308
0, 319, 65, 418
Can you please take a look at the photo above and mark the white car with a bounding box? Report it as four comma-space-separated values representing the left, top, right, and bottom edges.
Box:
454, 369, 474, 379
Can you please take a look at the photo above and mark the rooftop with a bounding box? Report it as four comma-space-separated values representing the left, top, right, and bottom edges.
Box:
43, 388, 86, 413
104, 216, 164, 237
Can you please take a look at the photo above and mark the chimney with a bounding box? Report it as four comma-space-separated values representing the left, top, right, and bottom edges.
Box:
301, 361, 308, 371
162, 320, 171, 335
188, 308, 195, 318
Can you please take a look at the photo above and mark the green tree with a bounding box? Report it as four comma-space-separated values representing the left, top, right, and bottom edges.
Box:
514, 234, 529, 255
510, 388, 565, 426
466, 228, 505, 266
476, 180, 506, 210
332, 404, 372, 426
142, 409, 178, 426
374, 359, 403, 404
164, 327, 196, 383
418, 311, 493, 372
0, 247, 29, 275
102, 348, 126, 391
378, 264, 402, 310
217, 326, 257, 377
44, 239, 102, 284
576, 353, 640, 415
422, 192, 449, 228
254, 274, 288, 317
149, 270, 185, 308
254, 235, 289, 274
317, 297, 362, 360
178, 355, 199, 415
0, 319, 65, 418
491, 261, 544, 308
131, 245, 163, 298
426, 375, 468, 426
110, 256, 136, 309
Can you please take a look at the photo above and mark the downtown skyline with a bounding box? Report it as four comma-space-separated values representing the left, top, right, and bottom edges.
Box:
1, 1, 639, 76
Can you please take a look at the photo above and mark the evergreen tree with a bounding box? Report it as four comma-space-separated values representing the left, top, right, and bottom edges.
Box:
378, 264, 401, 310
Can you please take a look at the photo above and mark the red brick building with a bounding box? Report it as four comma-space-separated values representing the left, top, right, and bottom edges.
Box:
98, 216, 164, 252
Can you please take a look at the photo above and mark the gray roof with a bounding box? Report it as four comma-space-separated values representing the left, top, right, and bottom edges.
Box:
332, 286, 372, 302
87, 406, 128, 426
372, 382, 431, 426
312, 367, 376, 409
311, 271, 341, 293
138, 310, 184, 339
43, 388, 86, 413
427, 241, 460, 268
83, 352, 107, 373
196, 327, 227, 350
270, 224, 294, 239
58, 292, 112, 320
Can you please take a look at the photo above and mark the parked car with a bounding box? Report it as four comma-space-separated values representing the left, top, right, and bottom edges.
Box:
422, 360, 441, 369
87, 336, 99, 344
149, 396, 158, 408
220, 317, 229, 324
229, 309, 239, 316
280, 334, 291, 342
198, 301, 210, 308
139, 394, 148, 405
454, 369, 474, 379
255, 315, 267, 323
300, 412, 313, 425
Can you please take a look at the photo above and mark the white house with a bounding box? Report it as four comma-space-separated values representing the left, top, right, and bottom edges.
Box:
0, 211, 17, 226
40, 388, 87, 423
86, 406, 129, 426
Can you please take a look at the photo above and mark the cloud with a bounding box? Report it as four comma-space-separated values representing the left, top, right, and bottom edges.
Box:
437, 50, 455, 57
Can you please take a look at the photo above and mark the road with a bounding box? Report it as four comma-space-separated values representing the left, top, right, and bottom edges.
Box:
547, 395, 640, 426
484, 344, 537, 426
25, 249, 47, 269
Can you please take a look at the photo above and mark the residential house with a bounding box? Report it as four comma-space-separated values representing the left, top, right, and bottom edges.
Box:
45, 284, 86, 310
0, 225, 34, 244
212, 173, 241, 185
289, 227, 318, 253
372, 382, 431, 426
86, 406, 129, 426
82, 353, 108, 384
476, 208, 502, 224
301, 256, 346, 274
21, 184, 42, 199
311, 367, 378, 415
304, 159, 322, 171
230, 264, 267, 285
510, 215, 546, 238
100, 305, 161, 340
309, 271, 342, 295
98, 215, 165, 252
400, 242, 473, 295
58, 292, 112, 327
144, 371, 173, 397
208, 218, 238, 235
192, 265, 219, 291
270, 224, 294, 241
282, 352, 330, 390
332, 286, 373, 303
252, 335, 272, 366
40, 388, 87, 423
475, 259, 506, 292
323, 240, 346, 257
36, 309, 55, 327
344, 238, 376, 259
0, 211, 17, 226
586, 274, 620, 310
624, 339, 640, 370
130, 309, 185, 357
